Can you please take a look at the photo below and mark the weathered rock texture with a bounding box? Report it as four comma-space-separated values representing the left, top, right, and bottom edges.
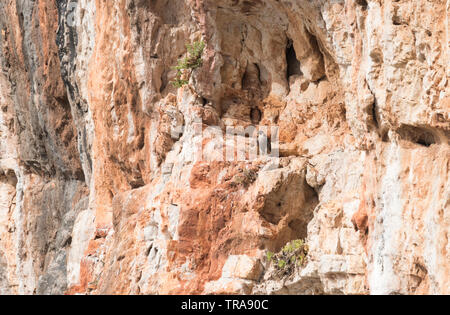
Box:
0, 0, 448, 295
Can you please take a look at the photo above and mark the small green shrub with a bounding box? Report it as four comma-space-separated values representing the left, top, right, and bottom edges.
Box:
297, 255, 304, 266
265, 239, 309, 278
171, 41, 205, 88
283, 239, 304, 253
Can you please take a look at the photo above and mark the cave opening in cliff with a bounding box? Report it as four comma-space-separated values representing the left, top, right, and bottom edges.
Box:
241, 61, 270, 100
286, 39, 302, 80
397, 125, 437, 147
250, 107, 262, 125
356, 0, 368, 10
260, 177, 319, 252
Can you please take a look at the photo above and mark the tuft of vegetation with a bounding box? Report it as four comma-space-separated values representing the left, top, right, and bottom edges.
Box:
171, 41, 205, 88
265, 239, 309, 277
278, 259, 287, 269
230, 168, 257, 187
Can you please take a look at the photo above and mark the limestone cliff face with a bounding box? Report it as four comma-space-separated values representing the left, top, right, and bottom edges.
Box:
0, 0, 448, 295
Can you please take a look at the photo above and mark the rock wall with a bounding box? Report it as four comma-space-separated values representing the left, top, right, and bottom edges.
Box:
0, 0, 448, 295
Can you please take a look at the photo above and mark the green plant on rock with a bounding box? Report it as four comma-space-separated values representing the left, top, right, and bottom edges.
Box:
266, 239, 309, 278
297, 254, 304, 266
171, 40, 205, 88
283, 239, 304, 253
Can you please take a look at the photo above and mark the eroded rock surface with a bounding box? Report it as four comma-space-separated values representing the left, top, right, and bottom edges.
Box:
0, 0, 448, 295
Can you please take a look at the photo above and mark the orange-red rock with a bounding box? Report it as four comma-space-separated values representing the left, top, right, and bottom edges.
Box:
0, 0, 448, 295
